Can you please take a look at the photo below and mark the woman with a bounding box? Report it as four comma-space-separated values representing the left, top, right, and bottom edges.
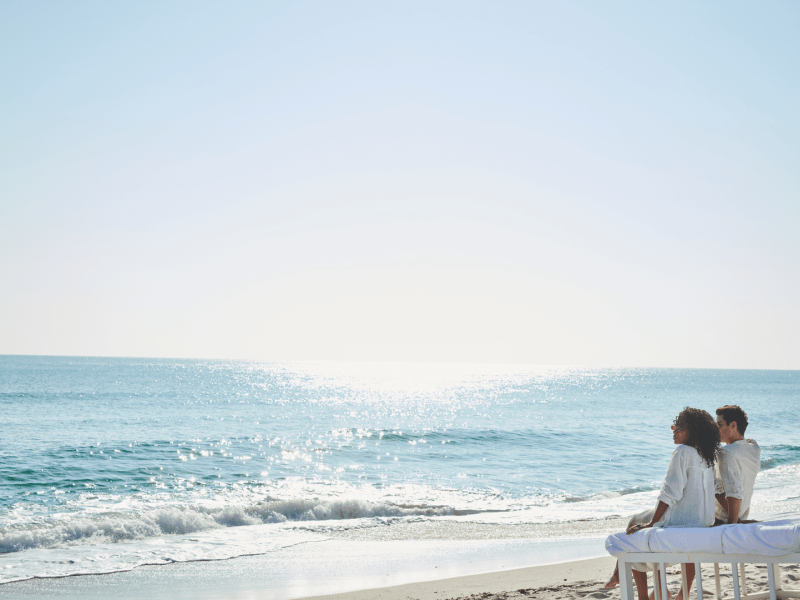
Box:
605, 407, 721, 600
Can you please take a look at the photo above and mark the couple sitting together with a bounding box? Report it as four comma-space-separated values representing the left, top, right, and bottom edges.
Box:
605, 405, 761, 600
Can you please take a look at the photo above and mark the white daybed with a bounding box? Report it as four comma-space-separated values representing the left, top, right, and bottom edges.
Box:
605, 519, 800, 600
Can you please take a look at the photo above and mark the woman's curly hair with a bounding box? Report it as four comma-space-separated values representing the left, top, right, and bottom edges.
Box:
674, 407, 721, 468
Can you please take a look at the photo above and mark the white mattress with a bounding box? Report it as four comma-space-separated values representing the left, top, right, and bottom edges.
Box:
605, 519, 800, 557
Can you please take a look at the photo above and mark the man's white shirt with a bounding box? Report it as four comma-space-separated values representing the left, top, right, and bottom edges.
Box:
715, 438, 761, 521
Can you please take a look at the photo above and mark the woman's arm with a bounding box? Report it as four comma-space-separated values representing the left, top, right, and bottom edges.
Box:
626, 501, 668, 535
658, 446, 689, 507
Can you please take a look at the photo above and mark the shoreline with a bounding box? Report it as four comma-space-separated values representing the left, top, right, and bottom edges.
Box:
3, 513, 796, 599
296, 557, 800, 600
1, 536, 612, 599
296, 555, 618, 600
3, 531, 799, 600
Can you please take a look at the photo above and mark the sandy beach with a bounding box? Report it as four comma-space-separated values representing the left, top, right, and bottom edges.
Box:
6, 552, 798, 600
0, 538, 611, 600
4, 515, 799, 599
298, 556, 618, 600
298, 557, 800, 600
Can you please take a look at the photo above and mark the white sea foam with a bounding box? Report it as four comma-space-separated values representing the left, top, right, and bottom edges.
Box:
4, 463, 799, 556
2, 478, 799, 584
0, 521, 327, 583
3, 359, 799, 586
0, 498, 454, 554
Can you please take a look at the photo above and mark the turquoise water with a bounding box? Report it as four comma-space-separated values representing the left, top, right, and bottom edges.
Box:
1, 356, 799, 582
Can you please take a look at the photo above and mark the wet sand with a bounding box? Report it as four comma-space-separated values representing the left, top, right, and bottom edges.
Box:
299, 559, 800, 600
3, 519, 797, 600
4, 549, 799, 600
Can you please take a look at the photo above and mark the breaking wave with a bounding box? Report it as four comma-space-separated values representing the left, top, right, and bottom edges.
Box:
0, 498, 454, 553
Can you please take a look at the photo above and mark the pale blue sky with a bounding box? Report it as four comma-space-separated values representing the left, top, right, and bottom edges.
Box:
2, 1, 798, 367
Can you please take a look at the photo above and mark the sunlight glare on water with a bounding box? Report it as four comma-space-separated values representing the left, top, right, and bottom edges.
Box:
1, 356, 798, 582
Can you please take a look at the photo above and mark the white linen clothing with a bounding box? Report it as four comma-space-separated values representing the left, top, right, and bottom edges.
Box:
715, 438, 760, 521
629, 444, 715, 572
626, 509, 659, 572
655, 444, 716, 528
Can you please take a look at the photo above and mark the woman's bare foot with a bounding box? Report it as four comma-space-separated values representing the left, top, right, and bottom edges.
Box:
649, 588, 673, 600
605, 563, 620, 589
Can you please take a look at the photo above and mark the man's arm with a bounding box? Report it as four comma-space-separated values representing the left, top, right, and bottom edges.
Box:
727, 497, 742, 524
718, 447, 745, 523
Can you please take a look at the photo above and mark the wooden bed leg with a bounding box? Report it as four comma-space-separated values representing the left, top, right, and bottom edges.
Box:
660, 563, 670, 600
654, 568, 661, 600
621, 561, 635, 600
715, 564, 722, 600
772, 564, 782, 593
767, 562, 777, 600
732, 563, 742, 600
695, 563, 703, 600
739, 564, 748, 600
682, 566, 690, 600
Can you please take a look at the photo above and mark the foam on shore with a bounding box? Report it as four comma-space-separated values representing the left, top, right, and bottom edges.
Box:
1, 535, 611, 599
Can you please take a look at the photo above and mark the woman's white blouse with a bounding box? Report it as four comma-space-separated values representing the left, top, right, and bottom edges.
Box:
656, 444, 716, 528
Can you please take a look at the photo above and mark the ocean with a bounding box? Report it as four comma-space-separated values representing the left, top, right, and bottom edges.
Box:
1, 356, 799, 588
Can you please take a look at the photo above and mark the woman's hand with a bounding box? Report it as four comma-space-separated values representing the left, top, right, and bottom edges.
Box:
628, 502, 668, 535
626, 522, 653, 535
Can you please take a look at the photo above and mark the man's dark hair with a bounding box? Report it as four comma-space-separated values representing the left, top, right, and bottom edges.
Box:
674, 407, 721, 468
716, 405, 748, 435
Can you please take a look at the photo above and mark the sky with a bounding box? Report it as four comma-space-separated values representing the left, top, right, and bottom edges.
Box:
1, 1, 799, 368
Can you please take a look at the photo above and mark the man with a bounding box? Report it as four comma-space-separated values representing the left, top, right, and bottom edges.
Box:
715, 405, 760, 524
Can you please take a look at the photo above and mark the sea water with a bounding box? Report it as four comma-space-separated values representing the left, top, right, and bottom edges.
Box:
1, 356, 798, 585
